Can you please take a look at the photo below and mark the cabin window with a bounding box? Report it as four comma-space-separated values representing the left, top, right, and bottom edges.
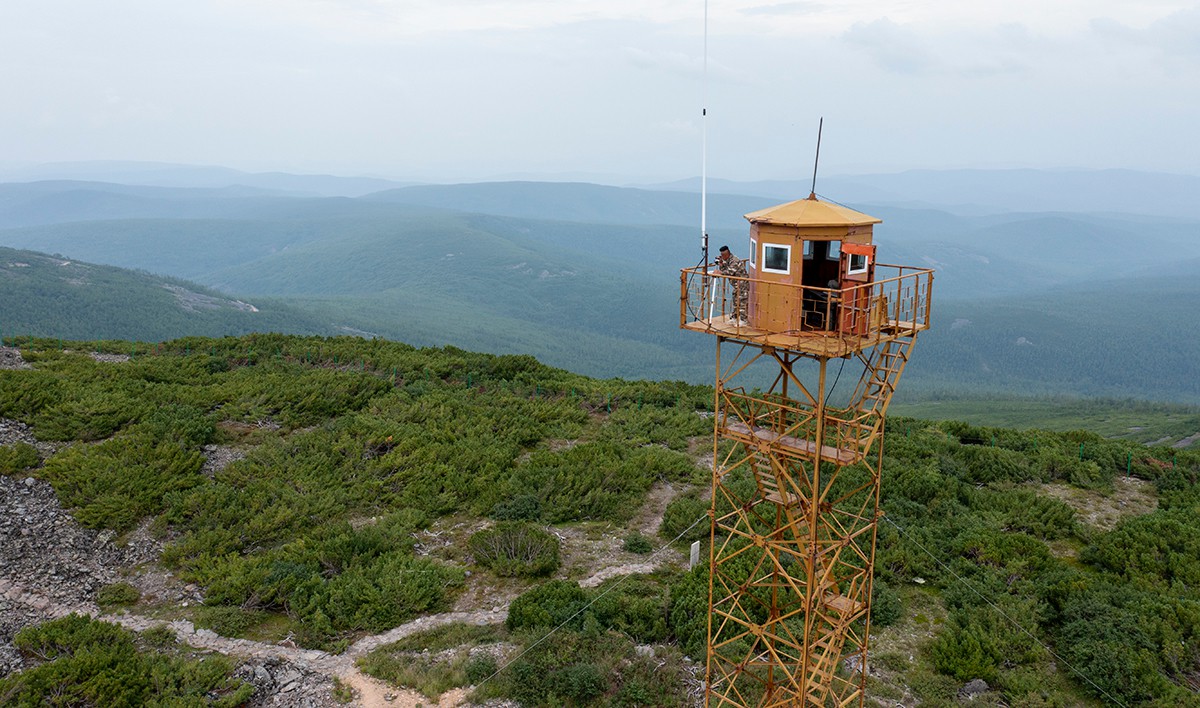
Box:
827, 241, 841, 261
847, 253, 869, 274
802, 241, 814, 259
749, 239, 757, 268
762, 244, 791, 274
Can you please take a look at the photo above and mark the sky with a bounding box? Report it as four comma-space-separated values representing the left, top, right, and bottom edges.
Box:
1, 0, 1198, 183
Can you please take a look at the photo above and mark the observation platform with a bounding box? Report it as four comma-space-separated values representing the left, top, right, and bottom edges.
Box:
679, 263, 933, 358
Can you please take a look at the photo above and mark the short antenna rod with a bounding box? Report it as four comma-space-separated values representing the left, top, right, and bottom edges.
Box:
809, 116, 823, 199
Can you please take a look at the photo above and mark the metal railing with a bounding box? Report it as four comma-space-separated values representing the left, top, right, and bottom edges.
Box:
680, 263, 933, 339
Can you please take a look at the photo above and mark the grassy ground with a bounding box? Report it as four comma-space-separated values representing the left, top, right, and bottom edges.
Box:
892, 396, 1200, 447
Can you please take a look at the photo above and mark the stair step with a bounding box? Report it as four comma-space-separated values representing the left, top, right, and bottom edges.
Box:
822, 592, 864, 616
764, 490, 799, 506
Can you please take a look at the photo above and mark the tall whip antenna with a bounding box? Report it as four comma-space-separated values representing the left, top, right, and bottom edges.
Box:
700, 0, 709, 264
809, 116, 823, 199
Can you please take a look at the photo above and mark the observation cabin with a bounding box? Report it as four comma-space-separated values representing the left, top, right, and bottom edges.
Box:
680, 193, 933, 358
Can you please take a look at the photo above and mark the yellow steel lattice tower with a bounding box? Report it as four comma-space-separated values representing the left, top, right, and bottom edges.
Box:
679, 195, 933, 707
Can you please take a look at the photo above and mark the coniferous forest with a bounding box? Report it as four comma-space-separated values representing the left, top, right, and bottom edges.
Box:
2, 333, 1199, 706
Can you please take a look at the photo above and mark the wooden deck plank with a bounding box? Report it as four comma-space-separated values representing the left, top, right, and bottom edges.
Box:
723, 420, 861, 465
682, 315, 926, 358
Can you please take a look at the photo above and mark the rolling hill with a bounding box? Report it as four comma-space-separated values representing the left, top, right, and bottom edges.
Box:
0, 174, 1197, 402
0, 246, 332, 343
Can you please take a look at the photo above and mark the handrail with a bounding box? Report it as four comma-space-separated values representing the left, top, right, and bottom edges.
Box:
680, 263, 933, 341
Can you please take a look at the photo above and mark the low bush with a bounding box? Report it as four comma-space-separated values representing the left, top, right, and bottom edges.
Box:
0, 442, 39, 475
623, 532, 653, 554
464, 653, 498, 684
871, 582, 902, 628
469, 522, 560, 577
95, 582, 140, 609
659, 495, 709, 544
193, 606, 266, 638
42, 434, 205, 532
507, 580, 588, 632
0, 614, 252, 706
490, 494, 542, 521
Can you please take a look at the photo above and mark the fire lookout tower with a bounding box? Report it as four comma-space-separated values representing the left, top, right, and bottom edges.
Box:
679, 193, 934, 706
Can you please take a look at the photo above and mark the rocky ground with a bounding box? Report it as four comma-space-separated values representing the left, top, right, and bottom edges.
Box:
0, 422, 342, 705
0, 347, 32, 371
0, 411, 694, 706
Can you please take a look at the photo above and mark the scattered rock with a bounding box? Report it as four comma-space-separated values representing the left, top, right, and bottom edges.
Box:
201, 444, 246, 476
0, 418, 59, 457
959, 678, 989, 699
233, 658, 336, 706
0, 347, 32, 370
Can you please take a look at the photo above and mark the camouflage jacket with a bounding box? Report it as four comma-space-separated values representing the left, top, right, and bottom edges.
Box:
717, 256, 748, 278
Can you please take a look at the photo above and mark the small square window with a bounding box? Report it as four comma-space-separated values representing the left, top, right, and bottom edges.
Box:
827, 241, 841, 261
802, 241, 813, 259
749, 239, 757, 268
762, 244, 791, 273
848, 253, 868, 274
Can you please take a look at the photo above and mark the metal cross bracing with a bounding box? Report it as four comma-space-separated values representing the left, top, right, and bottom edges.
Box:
704, 334, 917, 707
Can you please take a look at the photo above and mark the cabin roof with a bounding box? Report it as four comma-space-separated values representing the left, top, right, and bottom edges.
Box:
744, 195, 882, 227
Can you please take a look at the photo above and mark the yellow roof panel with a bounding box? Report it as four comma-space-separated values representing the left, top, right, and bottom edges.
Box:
744, 195, 881, 227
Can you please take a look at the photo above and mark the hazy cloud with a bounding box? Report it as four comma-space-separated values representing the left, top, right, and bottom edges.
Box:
739, 3, 828, 18
842, 19, 937, 75
1092, 7, 1200, 63
1, 0, 1198, 179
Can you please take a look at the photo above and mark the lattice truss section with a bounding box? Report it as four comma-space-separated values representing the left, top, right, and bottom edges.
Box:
704, 339, 915, 707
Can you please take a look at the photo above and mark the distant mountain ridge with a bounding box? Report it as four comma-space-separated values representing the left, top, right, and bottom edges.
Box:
1, 172, 1197, 402
644, 168, 1200, 220
0, 161, 413, 197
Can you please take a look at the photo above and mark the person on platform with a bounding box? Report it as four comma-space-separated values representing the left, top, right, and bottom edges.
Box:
714, 245, 749, 325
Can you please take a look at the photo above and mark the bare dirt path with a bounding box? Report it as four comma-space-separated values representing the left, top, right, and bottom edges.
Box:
1, 470, 682, 706
2, 433, 690, 705
0, 576, 494, 707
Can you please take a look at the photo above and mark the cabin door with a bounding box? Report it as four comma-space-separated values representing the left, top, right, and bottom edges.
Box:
838, 244, 876, 335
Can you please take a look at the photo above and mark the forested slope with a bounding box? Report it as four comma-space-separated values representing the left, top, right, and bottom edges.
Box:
0, 247, 331, 342
2, 334, 1199, 706
3, 178, 1200, 401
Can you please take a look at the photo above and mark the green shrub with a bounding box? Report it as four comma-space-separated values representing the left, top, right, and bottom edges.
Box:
140, 625, 176, 648
464, 653, 498, 684
871, 582, 902, 628
0, 614, 251, 707
96, 582, 140, 609
993, 488, 1076, 539
929, 622, 995, 681
0, 369, 62, 419
31, 387, 149, 442
580, 576, 670, 643
660, 495, 709, 544
505, 443, 689, 523
0, 442, 39, 475
668, 565, 709, 659
552, 662, 605, 703
623, 532, 653, 554
955, 445, 1034, 484
130, 404, 215, 447
490, 494, 542, 521
42, 435, 205, 532
469, 522, 560, 577
507, 580, 588, 631
193, 606, 265, 638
